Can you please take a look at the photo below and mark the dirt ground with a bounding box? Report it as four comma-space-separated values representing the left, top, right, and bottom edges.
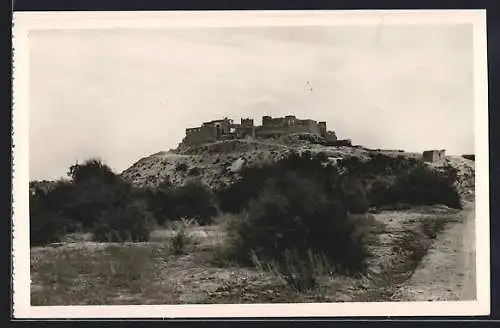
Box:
392, 202, 476, 301
30, 204, 476, 305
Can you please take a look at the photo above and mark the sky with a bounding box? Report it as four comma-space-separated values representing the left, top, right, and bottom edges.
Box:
28, 24, 474, 181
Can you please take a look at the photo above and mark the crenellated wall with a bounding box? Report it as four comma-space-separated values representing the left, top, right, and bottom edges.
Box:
181, 115, 336, 146
182, 125, 218, 146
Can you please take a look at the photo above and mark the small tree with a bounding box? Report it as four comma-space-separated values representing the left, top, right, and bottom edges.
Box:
92, 198, 154, 242
63, 159, 131, 229
172, 180, 218, 225
68, 158, 119, 185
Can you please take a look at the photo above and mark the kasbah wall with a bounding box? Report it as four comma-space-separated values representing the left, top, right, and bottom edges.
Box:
181, 115, 338, 146
181, 115, 448, 162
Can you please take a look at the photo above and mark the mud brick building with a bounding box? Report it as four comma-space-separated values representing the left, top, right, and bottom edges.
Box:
422, 149, 446, 162
181, 115, 338, 146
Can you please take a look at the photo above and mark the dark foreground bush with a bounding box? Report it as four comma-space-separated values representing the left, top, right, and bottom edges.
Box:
225, 171, 372, 290
30, 159, 158, 246
92, 198, 154, 242
148, 178, 176, 225
171, 180, 219, 225
217, 151, 342, 214
30, 198, 72, 246
340, 154, 462, 209
30, 181, 80, 246
389, 166, 461, 209
148, 178, 218, 225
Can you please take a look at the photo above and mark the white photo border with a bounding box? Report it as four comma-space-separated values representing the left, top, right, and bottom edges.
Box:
12, 9, 490, 319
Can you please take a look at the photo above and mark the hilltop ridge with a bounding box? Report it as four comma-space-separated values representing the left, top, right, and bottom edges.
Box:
120, 135, 475, 202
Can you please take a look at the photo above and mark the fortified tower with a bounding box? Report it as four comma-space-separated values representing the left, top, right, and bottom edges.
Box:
318, 121, 327, 137
262, 116, 272, 126
241, 118, 254, 126
284, 115, 296, 126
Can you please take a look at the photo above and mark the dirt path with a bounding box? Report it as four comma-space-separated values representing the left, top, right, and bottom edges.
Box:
392, 203, 476, 301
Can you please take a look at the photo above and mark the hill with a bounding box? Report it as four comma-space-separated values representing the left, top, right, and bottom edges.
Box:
120, 135, 475, 200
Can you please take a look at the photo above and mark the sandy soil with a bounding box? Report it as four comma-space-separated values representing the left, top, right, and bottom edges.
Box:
392, 202, 476, 301
31, 200, 476, 305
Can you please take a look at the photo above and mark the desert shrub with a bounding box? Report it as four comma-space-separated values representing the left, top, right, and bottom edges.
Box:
340, 154, 422, 178
29, 181, 80, 246
148, 178, 218, 225
339, 154, 461, 209
340, 176, 370, 214
390, 166, 461, 209
92, 198, 154, 242
61, 159, 138, 229
366, 176, 394, 206
218, 151, 339, 214
65, 180, 135, 229
171, 180, 218, 225
175, 162, 189, 172
31, 159, 161, 243
30, 194, 69, 246
225, 171, 372, 289
188, 167, 202, 176
68, 158, 119, 185
170, 218, 196, 255
148, 178, 176, 225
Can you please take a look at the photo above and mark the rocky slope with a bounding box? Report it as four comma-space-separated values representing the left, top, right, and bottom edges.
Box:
120, 136, 475, 196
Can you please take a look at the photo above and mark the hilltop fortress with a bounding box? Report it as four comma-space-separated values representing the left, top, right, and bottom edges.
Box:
181, 115, 339, 146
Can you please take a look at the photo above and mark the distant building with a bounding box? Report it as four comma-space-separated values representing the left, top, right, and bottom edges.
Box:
181, 115, 338, 146
422, 149, 446, 162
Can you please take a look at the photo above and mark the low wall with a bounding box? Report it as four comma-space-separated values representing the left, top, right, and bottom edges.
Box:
182, 126, 217, 146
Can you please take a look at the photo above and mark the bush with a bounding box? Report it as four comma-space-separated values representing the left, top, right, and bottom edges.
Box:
92, 198, 154, 242
30, 158, 160, 245
175, 162, 189, 172
62, 160, 136, 229
171, 180, 218, 225
225, 171, 372, 289
170, 218, 196, 255
30, 195, 69, 246
366, 176, 394, 206
148, 178, 176, 225
68, 158, 119, 185
188, 167, 202, 176
148, 178, 218, 225
339, 154, 461, 209
218, 151, 339, 214
29, 181, 80, 246
340, 176, 370, 214
390, 166, 461, 209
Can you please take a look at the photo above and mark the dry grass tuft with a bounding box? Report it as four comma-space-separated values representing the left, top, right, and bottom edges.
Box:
170, 218, 197, 255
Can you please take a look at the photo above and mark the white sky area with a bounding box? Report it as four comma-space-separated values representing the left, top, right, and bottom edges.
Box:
29, 25, 474, 181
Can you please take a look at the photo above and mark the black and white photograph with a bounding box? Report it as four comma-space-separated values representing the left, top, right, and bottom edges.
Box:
12, 10, 490, 318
